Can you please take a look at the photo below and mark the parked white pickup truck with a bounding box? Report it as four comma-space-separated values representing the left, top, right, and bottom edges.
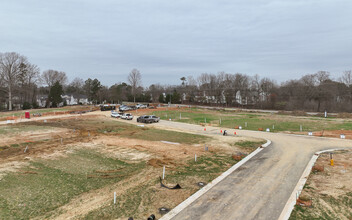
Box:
111, 111, 123, 118
121, 113, 133, 120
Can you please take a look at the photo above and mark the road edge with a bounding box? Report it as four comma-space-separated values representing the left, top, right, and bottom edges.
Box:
160, 139, 272, 220
278, 148, 342, 220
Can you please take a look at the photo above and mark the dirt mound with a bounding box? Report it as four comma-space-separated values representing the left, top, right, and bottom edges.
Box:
147, 158, 178, 168
296, 198, 312, 207
312, 165, 324, 172
232, 155, 245, 161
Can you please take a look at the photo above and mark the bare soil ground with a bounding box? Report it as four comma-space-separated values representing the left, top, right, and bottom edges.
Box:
0, 114, 262, 219
290, 150, 352, 219
0, 105, 98, 121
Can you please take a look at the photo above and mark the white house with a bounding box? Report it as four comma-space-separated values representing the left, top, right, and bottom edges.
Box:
61, 94, 90, 106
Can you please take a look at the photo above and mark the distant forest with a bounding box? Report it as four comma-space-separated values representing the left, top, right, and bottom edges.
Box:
1, 51, 352, 112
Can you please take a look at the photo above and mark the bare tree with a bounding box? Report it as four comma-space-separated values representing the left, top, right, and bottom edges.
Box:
18, 63, 40, 104
340, 70, 352, 86
250, 74, 261, 104
0, 52, 28, 110
148, 84, 164, 102
234, 73, 250, 105
222, 73, 235, 106
127, 68, 142, 103
314, 71, 330, 84
41, 69, 68, 88
65, 77, 84, 95
187, 76, 197, 86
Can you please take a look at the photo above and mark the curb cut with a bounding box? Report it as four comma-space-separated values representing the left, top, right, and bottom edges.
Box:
278, 148, 342, 220
160, 139, 272, 220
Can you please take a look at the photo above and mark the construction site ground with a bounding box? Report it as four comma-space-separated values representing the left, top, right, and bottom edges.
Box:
0, 109, 263, 220
290, 150, 352, 220
1, 106, 352, 219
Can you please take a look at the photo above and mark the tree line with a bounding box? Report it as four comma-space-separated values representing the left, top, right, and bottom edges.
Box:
1, 51, 351, 112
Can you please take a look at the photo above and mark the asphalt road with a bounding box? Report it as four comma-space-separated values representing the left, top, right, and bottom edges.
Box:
151, 120, 352, 220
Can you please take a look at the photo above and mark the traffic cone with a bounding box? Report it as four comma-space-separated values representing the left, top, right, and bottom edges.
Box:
204, 127, 206, 131
234, 132, 237, 135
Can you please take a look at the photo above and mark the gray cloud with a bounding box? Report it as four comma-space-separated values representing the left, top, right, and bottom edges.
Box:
1, 0, 351, 86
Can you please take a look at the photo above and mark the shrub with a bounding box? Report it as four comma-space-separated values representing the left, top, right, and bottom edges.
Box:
32, 102, 39, 109
22, 102, 31, 110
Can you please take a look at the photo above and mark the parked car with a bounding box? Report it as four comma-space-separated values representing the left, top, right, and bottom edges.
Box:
137, 115, 160, 123
137, 115, 147, 123
136, 104, 147, 109
119, 105, 131, 112
128, 105, 137, 110
111, 111, 123, 118
121, 113, 133, 120
149, 115, 160, 122
101, 104, 116, 111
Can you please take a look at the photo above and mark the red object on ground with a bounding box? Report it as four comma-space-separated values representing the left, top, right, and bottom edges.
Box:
25, 111, 30, 119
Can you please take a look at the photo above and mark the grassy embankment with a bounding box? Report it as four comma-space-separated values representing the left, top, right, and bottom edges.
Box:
153, 108, 352, 132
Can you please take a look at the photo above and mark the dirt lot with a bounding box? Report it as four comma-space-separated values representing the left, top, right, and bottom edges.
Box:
0, 114, 263, 219
290, 150, 352, 219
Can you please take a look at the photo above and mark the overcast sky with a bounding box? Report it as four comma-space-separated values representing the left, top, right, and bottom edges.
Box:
1, 0, 351, 86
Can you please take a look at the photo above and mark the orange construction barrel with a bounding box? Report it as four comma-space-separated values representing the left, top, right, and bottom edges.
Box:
25, 111, 30, 119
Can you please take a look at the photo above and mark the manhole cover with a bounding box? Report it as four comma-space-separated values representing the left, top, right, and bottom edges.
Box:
159, 207, 170, 215
197, 182, 206, 187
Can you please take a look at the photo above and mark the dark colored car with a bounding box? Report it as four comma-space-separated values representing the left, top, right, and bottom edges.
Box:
137, 115, 160, 123
101, 105, 116, 111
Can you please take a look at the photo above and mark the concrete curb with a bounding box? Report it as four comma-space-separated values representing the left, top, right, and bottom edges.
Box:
160, 139, 272, 220
278, 148, 342, 220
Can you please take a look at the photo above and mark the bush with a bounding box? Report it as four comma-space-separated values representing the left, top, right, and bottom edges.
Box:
22, 102, 31, 110
32, 102, 39, 109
